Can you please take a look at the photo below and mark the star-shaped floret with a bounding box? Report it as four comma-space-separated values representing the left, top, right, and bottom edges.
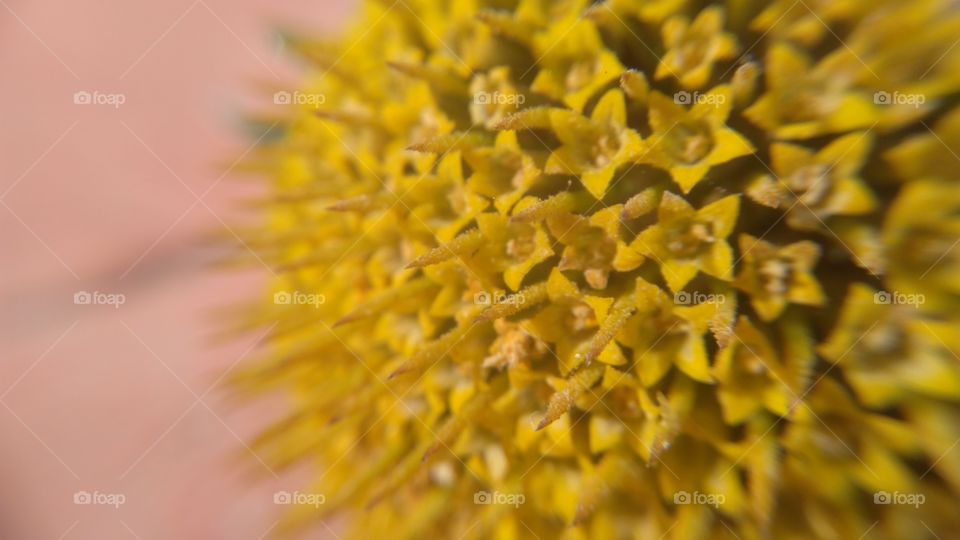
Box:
475, 207, 554, 291
546, 208, 622, 290
751, 0, 871, 47
743, 43, 878, 140
530, 17, 624, 112
747, 132, 876, 231
468, 67, 529, 129
645, 85, 755, 193
883, 180, 960, 313
544, 89, 644, 198
714, 317, 794, 424
524, 269, 628, 375
614, 277, 718, 385
820, 284, 960, 408
630, 192, 739, 292
655, 6, 738, 89
464, 130, 544, 215
735, 234, 825, 321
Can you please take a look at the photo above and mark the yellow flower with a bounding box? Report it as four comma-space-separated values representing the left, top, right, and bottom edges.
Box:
820, 284, 960, 408
747, 131, 877, 230
885, 107, 960, 183
238, 1, 960, 538
644, 85, 755, 193
475, 209, 554, 291
782, 377, 922, 506
524, 269, 625, 374
714, 317, 797, 424
751, 0, 872, 47
463, 130, 543, 215
655, 6, 738, 89
630, 191, 739, 292
734, 234, 825, 321
547, 206, 623, 290
743, 43, 878, 140
543, 89, 644, 198
468, 67, 528, 130
882, 180, 960, 313
530, 15, 624, 112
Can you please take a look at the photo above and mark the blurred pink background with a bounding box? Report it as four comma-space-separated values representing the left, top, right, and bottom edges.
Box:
0, 1, 352, 538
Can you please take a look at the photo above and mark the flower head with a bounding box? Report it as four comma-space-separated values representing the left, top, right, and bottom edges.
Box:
237, 1, 960, 538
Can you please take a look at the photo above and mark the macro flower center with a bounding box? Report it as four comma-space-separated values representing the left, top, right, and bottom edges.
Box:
665, 122, 714, 164
862, 322, 907, 359
505, 230, 536, 260
675, 39, 709, 72
565, 302, 598, 333
907, 227, 959, 270
410, 109, 443, 145
785, 163, 830, 205
665, 219, 715, 258
565, 57, 600, 92
591, 127, 623, 168
758, 257, 792, 295
484, 320, 547, 370
780, 83, 841, 123
559, 226, 617, 288
736, 347, 768, 375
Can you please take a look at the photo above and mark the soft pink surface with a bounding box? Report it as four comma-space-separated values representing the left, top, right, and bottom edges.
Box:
0, 1, 352, 538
